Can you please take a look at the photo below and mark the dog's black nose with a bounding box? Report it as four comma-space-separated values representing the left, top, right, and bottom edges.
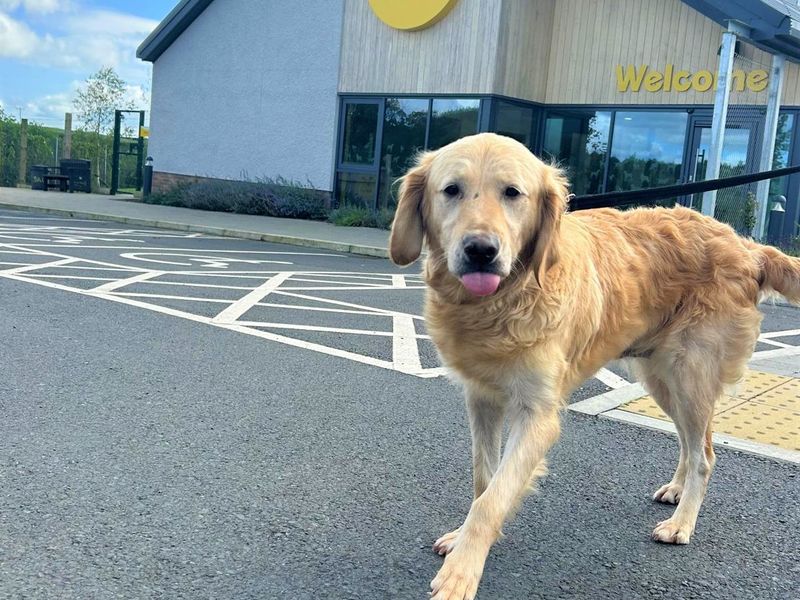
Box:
463, 235, 499, 266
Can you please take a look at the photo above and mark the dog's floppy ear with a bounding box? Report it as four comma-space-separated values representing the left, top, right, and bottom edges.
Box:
389, 151, 434, 266
530, 164, 569, 287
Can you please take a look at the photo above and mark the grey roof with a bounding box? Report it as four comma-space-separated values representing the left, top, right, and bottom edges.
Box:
137, 0, 214, 62
683, 0, 800, 61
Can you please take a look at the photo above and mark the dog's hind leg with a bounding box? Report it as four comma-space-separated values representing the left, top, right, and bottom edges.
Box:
433, 383, 505, 556
637, 367, 687, 505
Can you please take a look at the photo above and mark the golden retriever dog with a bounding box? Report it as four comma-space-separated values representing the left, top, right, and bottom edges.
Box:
388, 133, 800, 600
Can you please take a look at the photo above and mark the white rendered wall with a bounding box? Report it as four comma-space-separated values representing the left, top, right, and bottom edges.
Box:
148, 0, 343, 191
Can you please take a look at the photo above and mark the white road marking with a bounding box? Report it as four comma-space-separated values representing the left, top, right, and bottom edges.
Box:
759, 328, 800, 339
236, 321, 428, 338
91, 270, 166, 293
0, 257, 78, 275
593, 367, 630, 389
750, 346, 800, 360
212, 272, 294, 324
119, 252, 294, 268
273, 290, 426, 321
392, 275, 423, 371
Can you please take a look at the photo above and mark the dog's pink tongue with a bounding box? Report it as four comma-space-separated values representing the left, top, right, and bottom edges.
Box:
460, 273, 501, 296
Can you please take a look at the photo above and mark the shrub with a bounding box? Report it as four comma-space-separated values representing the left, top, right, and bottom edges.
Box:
328, 205, 394, 230
144, 176, 329, 221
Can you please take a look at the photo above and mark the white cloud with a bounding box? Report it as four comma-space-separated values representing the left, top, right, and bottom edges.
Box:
0, 11, 39, 58
0, 0, 69, 14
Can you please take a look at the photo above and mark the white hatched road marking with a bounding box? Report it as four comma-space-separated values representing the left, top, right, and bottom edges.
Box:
1, 217, 796, 385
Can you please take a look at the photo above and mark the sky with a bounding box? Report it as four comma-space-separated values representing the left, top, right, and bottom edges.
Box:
0, 0, 175, 127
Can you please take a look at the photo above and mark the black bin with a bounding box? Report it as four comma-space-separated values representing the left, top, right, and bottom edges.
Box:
30, 165, 48, 190
60, 159, 91, 193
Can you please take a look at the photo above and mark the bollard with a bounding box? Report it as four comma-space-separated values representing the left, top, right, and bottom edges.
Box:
766, 195, 786, 245
143, 156, 153, 199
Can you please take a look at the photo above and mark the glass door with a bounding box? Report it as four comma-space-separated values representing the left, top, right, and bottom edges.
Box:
336, 98, 384, 209
682, 114, 761, 235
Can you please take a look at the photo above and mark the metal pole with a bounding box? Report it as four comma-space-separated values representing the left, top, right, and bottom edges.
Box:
143, 156, 153, 198
18, 118, 28, 187
110, 110, 121, 195
702, 24, 743, 216
136, 111, 145, 191
63, 113, 72, 159
55, 136, 59, 165
754, 54, 785, 239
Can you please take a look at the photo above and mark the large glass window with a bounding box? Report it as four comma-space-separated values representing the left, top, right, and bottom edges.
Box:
341, 103, 379, 166
543, 111, 611, 195
606, 111, 688, 194
770, 113, 795, 196
493, 101, 534, 149
428, 99, 480, 150
378, 98, 429, 209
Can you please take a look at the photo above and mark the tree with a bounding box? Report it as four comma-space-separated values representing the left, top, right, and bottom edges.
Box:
73, 66, 133, 188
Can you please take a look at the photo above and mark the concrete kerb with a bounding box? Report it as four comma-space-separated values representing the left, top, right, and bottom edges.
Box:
0, 202, 390, 259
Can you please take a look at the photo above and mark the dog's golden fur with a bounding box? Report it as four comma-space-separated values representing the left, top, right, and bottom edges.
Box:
389, 133, 800, 600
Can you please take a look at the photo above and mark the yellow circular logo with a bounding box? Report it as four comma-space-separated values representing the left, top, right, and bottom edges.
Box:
368, 0, 460, 31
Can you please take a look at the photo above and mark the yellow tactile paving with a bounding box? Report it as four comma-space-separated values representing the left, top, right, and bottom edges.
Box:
618, 370, 800, 453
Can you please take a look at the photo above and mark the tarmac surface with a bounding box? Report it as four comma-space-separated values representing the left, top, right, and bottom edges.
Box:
1, 209, 798, 599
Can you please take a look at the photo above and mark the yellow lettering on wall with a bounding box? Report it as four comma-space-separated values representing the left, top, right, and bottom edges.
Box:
731, 69, 746, 92
673, 70, 691, 92
615, 65, 769, 93
748, 70, 769, 92
692, 70, 714, 92
644, 70, 664, 92
616, 65, 648, 92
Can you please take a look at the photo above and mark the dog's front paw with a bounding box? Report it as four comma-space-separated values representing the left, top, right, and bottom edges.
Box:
430, 550, 484, 600
651, 518, 693, 544
653, 481, 683, 504
433, 527, 461, 556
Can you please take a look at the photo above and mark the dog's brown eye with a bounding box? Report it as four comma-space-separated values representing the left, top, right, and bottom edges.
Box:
443, 184, 460, 197
505, 186, 521, 198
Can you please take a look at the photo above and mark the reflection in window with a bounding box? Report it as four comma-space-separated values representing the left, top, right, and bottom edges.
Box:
341, 103, 379, 165
543, 111, 610, 195
428, 99, 480, 150
336, 172, 377, 208
607, 111, 688, 199
493, 101, 534, 149
379, 98, 429, 209
770, 113, 794, 197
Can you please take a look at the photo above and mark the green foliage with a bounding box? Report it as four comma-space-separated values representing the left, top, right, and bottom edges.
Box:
741, 191, 758, 234
328, 205, 394, 229
143, 177, 330, 221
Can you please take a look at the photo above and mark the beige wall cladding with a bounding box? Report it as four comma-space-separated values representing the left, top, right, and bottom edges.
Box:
545, 0, 800, 106
339, 0, 503, 94
495, 0, 555, 102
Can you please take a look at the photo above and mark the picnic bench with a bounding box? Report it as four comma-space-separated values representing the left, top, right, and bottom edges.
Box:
30, 160, 91, 193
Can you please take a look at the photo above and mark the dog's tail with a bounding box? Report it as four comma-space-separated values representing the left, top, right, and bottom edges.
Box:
752, 243, 800, 304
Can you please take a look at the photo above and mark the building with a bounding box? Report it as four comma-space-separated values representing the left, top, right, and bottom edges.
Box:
138, 0, 800, 238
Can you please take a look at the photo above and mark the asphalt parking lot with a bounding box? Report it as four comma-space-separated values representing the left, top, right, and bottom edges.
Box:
1, 210, 798, 599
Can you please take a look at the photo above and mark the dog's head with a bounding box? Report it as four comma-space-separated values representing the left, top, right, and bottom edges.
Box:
389, 133, 568, 298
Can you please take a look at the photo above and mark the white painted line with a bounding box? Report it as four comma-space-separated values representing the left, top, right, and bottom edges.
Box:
256, 301, 388, 317
759, 328, 800, 339
279, 285, 426, 291
0, 243, 147, 272
24, 274, 117, 282
0, 270, 444, 379
600, 409, 800, 465
147, 280, 255, 291
594, 367, 630, 389
392, 275, 423, 371
285, 277, 387, 287
750, 346, 800, 360
91, 270, 166, 293
235, 321, 428, 338
757, 337, 794, 348
0, 257, 77, 275
273, 290, 426, 321
112, 293, 232, 304
568, 383, 647, 416
212, 272, 293, 323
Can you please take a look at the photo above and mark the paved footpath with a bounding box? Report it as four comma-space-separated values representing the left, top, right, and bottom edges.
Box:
0, 206, 798, 599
